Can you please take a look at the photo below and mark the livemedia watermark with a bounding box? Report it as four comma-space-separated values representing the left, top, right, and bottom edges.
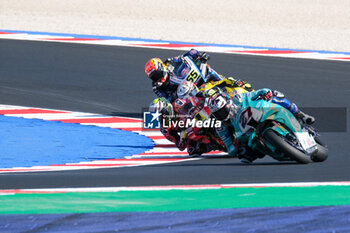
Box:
140, 107, 347, 132
143, 111, 221, 129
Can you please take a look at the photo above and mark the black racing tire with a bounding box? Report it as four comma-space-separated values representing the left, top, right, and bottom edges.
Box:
311, 143, 328, 162
263, 129, 312, 164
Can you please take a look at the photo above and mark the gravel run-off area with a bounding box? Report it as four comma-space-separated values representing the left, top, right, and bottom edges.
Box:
0, 0, 349, 52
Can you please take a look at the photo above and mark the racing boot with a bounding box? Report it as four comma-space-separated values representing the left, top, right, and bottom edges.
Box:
294, 110, 315, 125
239, 154, 255, 164
187, 146, 201, 157
238, 147, 265, 164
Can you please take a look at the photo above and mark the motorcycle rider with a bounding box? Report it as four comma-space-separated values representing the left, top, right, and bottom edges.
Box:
202, 85, 315, 124
149, 83, 223, 156
175, 81, 239, 155
145, 48, 314, 124
149, 97, 187, 151
207, 88, 315, 163
173, 80, 253, 155
271, 90, 315, 125
145, 49, 251, 102
146, 50, 315, 159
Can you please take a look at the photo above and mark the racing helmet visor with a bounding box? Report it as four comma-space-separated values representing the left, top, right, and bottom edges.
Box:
213, 106, 230, 121
149, 70, 164, 82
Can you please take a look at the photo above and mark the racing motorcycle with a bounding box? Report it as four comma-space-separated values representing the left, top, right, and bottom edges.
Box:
199, 80, 251, 98
209, 89, 328, 164
171, 55, 213, 87
174, 80, 251, 156
174, 92, 225, 156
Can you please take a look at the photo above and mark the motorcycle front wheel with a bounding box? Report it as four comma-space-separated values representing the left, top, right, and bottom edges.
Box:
311, 137, 328, 162
263, 129, 312, 164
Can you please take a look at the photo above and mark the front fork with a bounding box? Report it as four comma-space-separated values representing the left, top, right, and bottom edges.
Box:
247, 122, 292, 160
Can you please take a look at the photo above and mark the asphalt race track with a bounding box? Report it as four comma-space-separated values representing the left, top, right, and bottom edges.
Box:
0, 39, 350, 189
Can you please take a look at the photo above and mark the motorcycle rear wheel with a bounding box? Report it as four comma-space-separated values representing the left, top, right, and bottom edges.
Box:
264, 129, 312, 164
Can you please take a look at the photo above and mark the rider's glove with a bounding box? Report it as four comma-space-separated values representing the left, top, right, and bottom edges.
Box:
262, 90, 273, 101
234, 79, 245, 88
164, 58, 172, 65
165, 56, 182, 65
226, 77, 237, 87
227, 77, 246, 88
199, 52, 210, 62
227, 77, 253, 91
153, 81, 163, 88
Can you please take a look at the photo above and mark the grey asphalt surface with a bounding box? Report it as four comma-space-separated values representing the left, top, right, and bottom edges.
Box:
0, 39, 350, 189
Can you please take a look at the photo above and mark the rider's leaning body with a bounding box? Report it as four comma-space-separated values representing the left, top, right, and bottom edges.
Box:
207, 87, 315, 163
145, 50, 314, 161
145, 49, 250, 103
148, 98, 187, 151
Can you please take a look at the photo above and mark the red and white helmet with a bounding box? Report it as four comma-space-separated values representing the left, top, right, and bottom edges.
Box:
145, 58, 168, 83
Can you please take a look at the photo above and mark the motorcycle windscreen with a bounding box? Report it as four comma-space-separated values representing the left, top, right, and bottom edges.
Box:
175, 57, 204, 84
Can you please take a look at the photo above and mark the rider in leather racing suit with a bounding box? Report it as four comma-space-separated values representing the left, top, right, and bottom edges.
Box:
149, 97, 187, 151
145, 49, 314, 126
174, 80, 252, 155
145, 49, 249, 103
207, 88, 315, 163
148, 81, 238, 156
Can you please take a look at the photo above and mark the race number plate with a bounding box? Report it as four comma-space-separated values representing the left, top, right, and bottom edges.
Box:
183, 57, 202, 83
295, 132, 317, 153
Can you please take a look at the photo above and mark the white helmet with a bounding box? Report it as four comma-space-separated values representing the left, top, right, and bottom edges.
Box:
177, 81, 199, 99
209, 94, 239, 121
